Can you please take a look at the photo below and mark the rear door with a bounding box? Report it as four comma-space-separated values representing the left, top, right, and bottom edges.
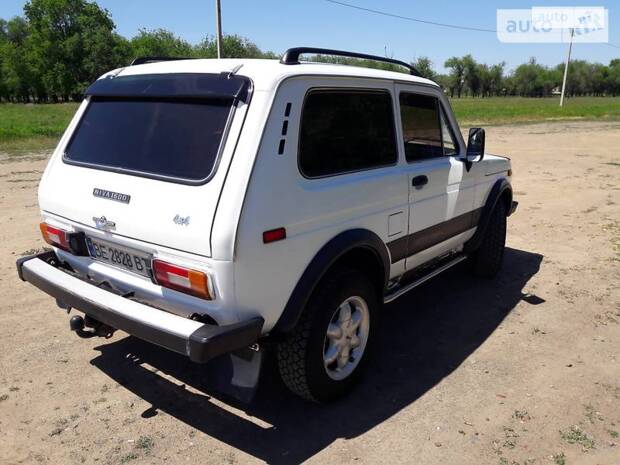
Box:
394, 85, 476, 269
39, 73, 250, 258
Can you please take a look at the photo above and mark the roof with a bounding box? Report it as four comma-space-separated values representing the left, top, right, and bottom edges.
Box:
106, 58, 439, 92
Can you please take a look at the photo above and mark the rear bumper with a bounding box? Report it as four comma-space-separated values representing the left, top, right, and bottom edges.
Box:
16, 252, 263, 363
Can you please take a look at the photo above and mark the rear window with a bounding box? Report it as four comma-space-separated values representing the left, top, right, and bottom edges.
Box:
64, 98, 232, 182
299, 90, 397, 178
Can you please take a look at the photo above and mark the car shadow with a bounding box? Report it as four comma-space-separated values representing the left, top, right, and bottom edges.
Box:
90, 247, 543, 464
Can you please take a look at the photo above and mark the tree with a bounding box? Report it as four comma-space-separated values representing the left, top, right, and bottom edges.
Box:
411, 56, 436, 80
444, 56, 466, 98
488, 62, 506, 96
608, 59, 620, 96
462, 54, 480, 97
130, 29, 193, 59
6, 17, 29, 44
478, 63, 492, 97
0, 20, 5, 100
589, 63, 608, 96
0, 1, 618, 102
0, 19, 7, 41
194, 34, 270, 58
2, 41, 36, 101
0, 16, 38, 101
24, 0, 121, 99
513, 58, 558, 97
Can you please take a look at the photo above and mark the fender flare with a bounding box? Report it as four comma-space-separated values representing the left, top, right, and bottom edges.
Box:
272, 229, 390, 335
464, 178, 512, 253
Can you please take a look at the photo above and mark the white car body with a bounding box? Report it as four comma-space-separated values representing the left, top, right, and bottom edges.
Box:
17, 54, 515, 398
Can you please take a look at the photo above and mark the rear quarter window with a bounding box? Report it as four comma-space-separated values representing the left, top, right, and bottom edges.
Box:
64, 97, 233, 183
298, 90, 398, 178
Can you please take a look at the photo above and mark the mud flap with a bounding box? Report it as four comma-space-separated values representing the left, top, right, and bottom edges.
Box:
203, 346, 264, 403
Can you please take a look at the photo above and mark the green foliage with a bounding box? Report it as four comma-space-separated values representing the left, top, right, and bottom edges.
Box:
559, 425, 595, 450
444, 56, 466, 97
194, 34, 273, 59
0, 0, 618, 102
451, 96, 620, 125
442, 54, 619, 98
2, 96, 619, 156
411, 56, 435, 80
0, 102, 78, 154
510, 58, 559, 97
135, 435, 154, 453
0, 0, 274, 102
24, 0, 123, 99
552, 452, 566, 465
130, 28, 193, 58
0, 102, 78, 139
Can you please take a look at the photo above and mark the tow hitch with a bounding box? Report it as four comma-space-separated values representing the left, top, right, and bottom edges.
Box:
69, 314, 115, 339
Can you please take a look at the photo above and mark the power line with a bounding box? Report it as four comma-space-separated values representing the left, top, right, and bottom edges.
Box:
324, 0, 497, 33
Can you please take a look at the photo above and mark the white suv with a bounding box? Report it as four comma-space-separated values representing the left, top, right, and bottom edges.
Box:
16, 48, 517, 402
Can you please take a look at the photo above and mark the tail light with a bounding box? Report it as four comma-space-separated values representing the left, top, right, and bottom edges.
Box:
40, 223, 70, 251
152, 259, 213, 300
39, 222, 88, 255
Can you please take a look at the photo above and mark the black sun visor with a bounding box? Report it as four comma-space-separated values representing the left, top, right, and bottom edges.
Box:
85, 73, 252, 103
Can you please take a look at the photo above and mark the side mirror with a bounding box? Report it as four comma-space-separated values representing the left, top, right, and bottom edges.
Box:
466, 128, 485, 161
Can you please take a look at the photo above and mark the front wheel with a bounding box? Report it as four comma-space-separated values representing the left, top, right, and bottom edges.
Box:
470, 201, 507, 278
277, 268, 377, 402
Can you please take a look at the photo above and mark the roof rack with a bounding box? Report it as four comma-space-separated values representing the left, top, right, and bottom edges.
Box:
280, 47, 421, 77
130, 56, 196, 66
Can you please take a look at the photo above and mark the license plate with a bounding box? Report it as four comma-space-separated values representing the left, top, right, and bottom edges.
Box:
86, 237, 152, 278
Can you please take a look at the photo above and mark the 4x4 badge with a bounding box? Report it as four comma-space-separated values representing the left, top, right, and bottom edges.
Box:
173, 214, 190, 226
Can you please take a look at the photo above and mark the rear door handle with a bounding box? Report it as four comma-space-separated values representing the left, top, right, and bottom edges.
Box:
412, 175, 429, 187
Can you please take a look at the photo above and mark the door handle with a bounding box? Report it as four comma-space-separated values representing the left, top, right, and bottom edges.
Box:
412, 175, 429, 187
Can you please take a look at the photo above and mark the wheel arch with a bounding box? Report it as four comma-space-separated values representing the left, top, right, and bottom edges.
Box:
271, 229, 390, 335
465, 178, 512, 253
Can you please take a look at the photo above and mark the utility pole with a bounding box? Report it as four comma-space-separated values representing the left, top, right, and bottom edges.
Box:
560, 27, 574, 107
215, 0, 223, 58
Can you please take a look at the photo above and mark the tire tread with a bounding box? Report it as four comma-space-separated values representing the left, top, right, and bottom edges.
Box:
471, 201, 507, 278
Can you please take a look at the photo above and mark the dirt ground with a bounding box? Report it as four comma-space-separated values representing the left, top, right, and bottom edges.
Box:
0, 121, 619, 465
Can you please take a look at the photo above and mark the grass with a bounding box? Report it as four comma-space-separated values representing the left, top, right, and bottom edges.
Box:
560, 425, 595, 450
0, 103, 78, 155
1, 96, 619, 156
513, 409, 530, 421
120, 452, 138, 464
451, 96, 620, 126
553, 452, 566, 465
135, 435, 154, 453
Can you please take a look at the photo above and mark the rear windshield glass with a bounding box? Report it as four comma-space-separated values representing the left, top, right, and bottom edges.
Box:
64, 98, 232, 182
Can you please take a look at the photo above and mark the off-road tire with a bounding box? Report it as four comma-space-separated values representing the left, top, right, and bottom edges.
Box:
470, 201, 507, 278
277, 268, 378, 402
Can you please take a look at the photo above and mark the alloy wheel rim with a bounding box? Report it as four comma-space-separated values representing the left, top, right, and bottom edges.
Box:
323, 295, 370, 381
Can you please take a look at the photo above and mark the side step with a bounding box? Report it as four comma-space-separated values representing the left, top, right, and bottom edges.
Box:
384, 255, 468, 304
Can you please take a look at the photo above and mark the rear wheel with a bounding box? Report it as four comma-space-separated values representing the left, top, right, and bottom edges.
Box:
277, 268, 377, 402
470, 201, 507, 278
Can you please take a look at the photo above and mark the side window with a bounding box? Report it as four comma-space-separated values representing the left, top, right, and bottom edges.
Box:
440, 106, 459, 156
299, 90, 397, 177
399, 92, 443, 161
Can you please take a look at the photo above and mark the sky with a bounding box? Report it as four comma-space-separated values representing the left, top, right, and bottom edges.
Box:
1, 0, 618, 72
